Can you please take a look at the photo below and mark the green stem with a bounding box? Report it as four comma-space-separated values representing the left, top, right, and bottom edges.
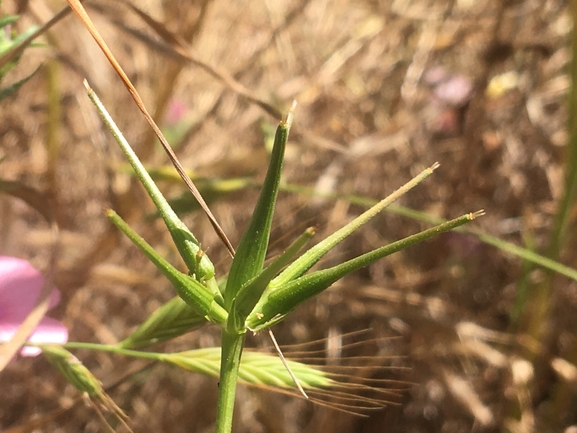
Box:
547, 0, 577, 424
61, 341, 161, 361
215, 331, 245, 433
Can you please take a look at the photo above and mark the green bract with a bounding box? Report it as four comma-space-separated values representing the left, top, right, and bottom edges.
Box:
224, 110, 294, 333
118, 296, 207, 349
106, 209, 227, 325
246, 212, 481, 331
87, 87, 222, 303
86, 84, 481, 433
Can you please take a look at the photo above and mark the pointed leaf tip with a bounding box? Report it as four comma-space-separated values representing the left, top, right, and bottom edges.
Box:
247, 211, 478, 331
88, 87, 217, 283
269, 164, 438, 289
225, 112, 292, 315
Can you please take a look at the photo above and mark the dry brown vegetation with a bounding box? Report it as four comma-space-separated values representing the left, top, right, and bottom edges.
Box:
1, 0, 576, 432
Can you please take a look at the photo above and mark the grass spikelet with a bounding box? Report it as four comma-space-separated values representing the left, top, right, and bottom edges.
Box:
157, 329, 409, 416
41, 345, 130, 432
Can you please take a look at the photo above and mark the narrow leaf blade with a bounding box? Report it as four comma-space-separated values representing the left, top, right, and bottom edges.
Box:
225, 108, 294, 311
269, 163, 439, 289
107, 209, 227, 325
247, 211, 483, 331
85, 83, 220, 300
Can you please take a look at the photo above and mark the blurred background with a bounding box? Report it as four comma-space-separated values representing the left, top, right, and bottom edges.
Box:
1, 0, 576, 431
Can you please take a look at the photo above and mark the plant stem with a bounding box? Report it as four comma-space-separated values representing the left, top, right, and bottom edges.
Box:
61, 341, 161, 361
215, 331, 245, 433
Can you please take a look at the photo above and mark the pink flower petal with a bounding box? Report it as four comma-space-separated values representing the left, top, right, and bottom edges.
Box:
0, 317, 68, 357
24, 317, 69, 356
18, 346, 43, 357
0, 256, 60, 320
165, 99, 188, 126
0, 256, 68, 357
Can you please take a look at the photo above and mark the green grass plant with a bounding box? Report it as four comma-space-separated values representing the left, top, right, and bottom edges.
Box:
30, 81, 480, 432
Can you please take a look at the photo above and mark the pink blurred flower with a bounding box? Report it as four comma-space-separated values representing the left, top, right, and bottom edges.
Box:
424, 66, 448, 85
165, 98, 188, 126
433, 74, 474, 107
0, 256, 68, 357
424, 67, 475, 137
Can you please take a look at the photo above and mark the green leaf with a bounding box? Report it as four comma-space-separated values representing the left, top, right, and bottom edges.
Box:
268, 163, 439, 291
107, 209, 227, 325
0, 23, 39, 78
383, 204, 577, 282
9, 24, 39, 48
225, 108, 294, 312
247, 211, 483, 331
86, 85, 221, 302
